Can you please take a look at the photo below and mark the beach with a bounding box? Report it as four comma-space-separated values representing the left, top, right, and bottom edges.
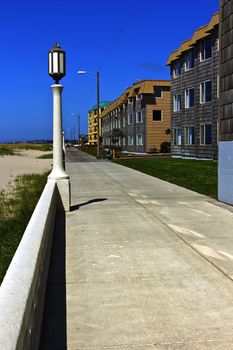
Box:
0, 150, 52, 191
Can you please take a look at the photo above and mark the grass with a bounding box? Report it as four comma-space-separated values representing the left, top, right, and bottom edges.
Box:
113, 157, 218, 198
0, 147, 15, 156
37, 153, 53, 159
0, 143, 52, 155
81, 148, 97, 157
0, 172, 48, 284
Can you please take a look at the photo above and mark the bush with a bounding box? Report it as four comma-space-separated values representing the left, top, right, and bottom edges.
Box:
160, 142, 170, 153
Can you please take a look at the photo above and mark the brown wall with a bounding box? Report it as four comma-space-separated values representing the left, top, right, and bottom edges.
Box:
146, 90, 171, 152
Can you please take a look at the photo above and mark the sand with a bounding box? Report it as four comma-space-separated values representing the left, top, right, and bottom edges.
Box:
0, 150, 52, 191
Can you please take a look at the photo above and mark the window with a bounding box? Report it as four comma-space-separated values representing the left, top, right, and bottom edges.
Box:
136, 94, 142, 100
173, 94, 181, 112
184, 126, 195, 145
200, 80, 212, 103
122, 137, 125, 145
137, 111, 142, 123
173, 60, 181, 78
153, 110, 162, 121
128, 113, 134, 124
128, 135, 134, 145
123, 116, 126, 127
200, 38, 212, 61
185, 51, 195, 70
128, 97, 133, 104
154, 87, 162, 97
137, 134, 143, 145
200, 124, 212, 145
174, 128, 182, 145
185, 88, 195, 108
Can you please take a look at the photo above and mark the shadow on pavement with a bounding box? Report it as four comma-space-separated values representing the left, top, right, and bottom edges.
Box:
39, 210, 67, 350
70, 198, 107, 211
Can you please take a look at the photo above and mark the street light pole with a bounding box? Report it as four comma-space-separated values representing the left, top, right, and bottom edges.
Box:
96, 71, 100, 158
48, 42, 70, 211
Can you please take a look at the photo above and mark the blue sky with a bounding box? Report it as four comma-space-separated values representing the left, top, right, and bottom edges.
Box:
0, 0, 219, 142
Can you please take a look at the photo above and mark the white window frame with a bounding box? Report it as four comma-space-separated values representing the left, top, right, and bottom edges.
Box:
137, 134, 143, 145
200, 80, 212, 104
200, 38, 212, 61
200, 123, 212, 145
172, 60, 181, 78
184, 126, 195, 145
174, 128, 182, 145
136, 94, 142, 100
137, 111, 143, 123
185, 51, 195, 71
128, 113, 134, 125
128, 134, 134, 146
185, 88, 195, 109
128, 97, 133, 104
173, 94, 182, 112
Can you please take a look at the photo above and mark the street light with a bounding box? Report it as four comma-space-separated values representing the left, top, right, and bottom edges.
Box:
48, 42, 66, 84
78, 70, 100, 158
48, 42, 70, 211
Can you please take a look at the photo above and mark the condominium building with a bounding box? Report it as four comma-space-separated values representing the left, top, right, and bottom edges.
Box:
101, 80, 170, 153
218, 0, 233, 205
88, 101, 111, 145
167, 13, 219, 159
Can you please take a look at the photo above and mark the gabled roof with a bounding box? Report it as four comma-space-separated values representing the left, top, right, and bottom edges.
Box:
166, 12, 219, 66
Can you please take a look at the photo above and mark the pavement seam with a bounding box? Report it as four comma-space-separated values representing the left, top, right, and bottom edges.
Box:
99, 163, 233, 284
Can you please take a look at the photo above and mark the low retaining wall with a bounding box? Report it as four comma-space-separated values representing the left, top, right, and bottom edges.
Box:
0, 180, 60, 350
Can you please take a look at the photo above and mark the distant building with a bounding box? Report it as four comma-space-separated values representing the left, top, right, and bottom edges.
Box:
88, 101, 111, 145
166, 13, 219, 159
218, 0, 233, 205
101, 80, 170, 153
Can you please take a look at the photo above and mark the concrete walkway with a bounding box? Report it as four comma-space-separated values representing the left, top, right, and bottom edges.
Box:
46, 149, 233, 349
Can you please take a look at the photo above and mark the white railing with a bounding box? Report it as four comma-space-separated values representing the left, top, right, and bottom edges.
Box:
0, 180, 60, 350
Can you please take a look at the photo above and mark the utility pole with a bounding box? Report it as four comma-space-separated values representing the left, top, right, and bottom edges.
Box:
78, 115, 80, 144
97, 71, 100, 157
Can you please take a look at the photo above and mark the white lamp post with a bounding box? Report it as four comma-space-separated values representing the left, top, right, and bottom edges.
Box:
78, 70, 100, 158
48, 42, 70, 211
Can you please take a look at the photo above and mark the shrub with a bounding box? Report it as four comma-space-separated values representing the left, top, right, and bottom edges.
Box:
160, 142, 170, 153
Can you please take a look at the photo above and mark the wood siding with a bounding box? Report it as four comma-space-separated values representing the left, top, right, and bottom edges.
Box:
220, 0, 233, 141
170, 28, 219, 159
146, 90, 171, 152
101, 81, 170, 153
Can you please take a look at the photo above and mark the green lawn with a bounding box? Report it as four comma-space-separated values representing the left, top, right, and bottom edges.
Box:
81, 148, 97, 157
113, 157, 218, 198
0, 172, 48, 283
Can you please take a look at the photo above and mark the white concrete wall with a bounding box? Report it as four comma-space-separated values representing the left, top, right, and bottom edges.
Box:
218, 141, 233, 205
0, 181, 59, 350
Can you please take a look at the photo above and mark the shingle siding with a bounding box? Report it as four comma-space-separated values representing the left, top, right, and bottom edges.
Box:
170, 28, 219, 159
220, 0, 233, 141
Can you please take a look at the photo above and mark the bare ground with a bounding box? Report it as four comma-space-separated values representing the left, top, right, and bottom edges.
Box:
0, 150, 52, 191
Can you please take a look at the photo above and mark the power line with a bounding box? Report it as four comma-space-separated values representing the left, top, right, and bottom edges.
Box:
98, 0, 139, 71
